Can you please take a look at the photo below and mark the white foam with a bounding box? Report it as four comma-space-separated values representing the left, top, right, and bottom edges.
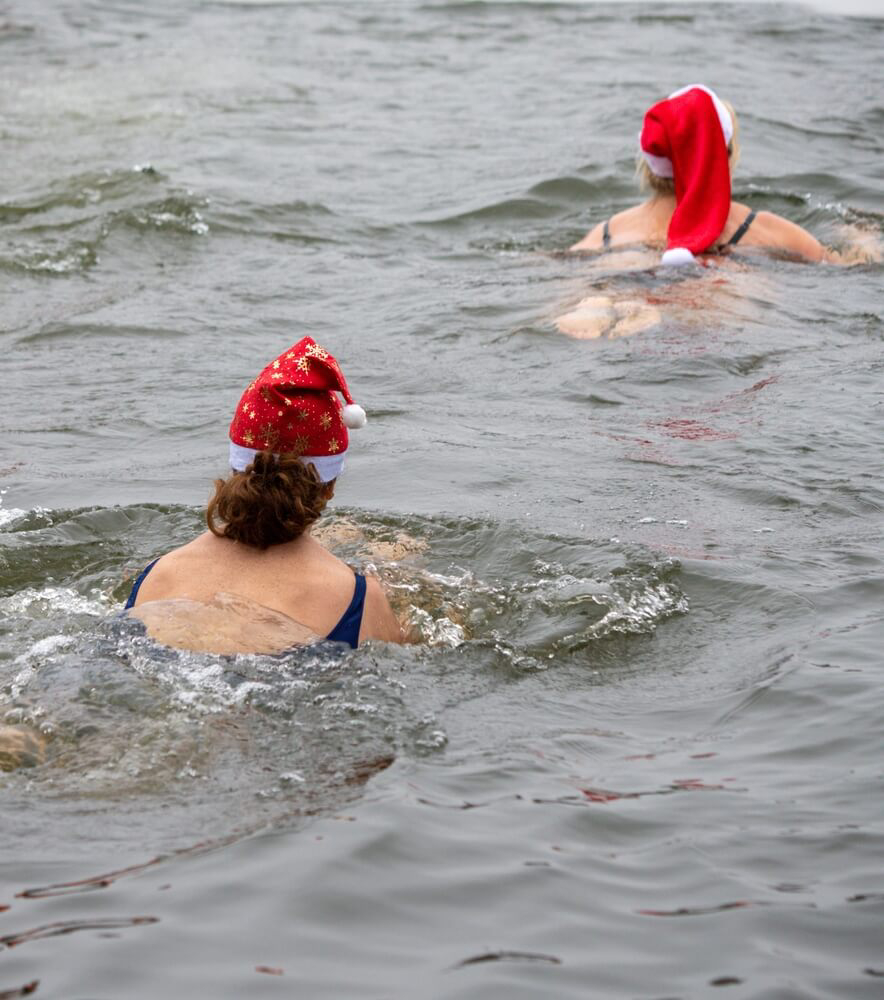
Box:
120, 639, 340, 715
26, 634, 76, 657
0, 587, 109, 618
4, 634, 76, 701
0, 507, 28, 529
406, 607, 466, 648
588, 581, 689, 638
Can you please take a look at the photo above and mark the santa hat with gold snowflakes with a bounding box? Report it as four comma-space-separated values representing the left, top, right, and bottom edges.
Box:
228, 337, 366, 482
640, 84, 734, 266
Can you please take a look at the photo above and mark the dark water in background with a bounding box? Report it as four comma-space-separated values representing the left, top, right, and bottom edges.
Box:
1, 1, 883, 997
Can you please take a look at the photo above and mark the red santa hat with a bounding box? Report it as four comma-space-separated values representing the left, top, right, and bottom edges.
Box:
228, 337, 366, 482
640, 84, 734, 266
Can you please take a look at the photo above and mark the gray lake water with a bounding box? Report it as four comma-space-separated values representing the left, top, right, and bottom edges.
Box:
1, 2, 883, 998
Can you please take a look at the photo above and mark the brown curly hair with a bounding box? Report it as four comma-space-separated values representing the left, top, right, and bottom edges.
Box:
207, 451, 333, 550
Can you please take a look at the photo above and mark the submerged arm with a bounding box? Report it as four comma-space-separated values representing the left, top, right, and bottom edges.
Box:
752, 211, 825, 262
361, 575, 406, 644
822, 223, 883, 266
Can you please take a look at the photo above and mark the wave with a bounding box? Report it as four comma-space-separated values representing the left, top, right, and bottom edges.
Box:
0, 501, 690, 852
0, 165, 163, 224
422, 196, 564, 228
1, 501, 689, 691
0, 165, 209, 275
209, 198, 338, 245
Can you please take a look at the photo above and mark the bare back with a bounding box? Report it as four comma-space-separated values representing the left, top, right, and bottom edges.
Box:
130, 531, 403, 648
571, 197, 825, 262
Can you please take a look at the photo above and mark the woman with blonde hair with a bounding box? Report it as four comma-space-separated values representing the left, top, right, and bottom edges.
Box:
571, 84, 825, 263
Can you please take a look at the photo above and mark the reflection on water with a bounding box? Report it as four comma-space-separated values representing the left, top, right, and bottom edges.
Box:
554, 251, 781, 339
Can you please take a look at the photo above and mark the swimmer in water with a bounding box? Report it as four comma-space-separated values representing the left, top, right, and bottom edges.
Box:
124, 337, 405, 653
571, 84, 826, 263
558, 84, 854, 339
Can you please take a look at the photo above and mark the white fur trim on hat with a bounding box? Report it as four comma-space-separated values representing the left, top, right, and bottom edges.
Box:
642, 148, 674, 178
661, 247, 697, 267
228, 442, 345, 483
640, 84, 734, 178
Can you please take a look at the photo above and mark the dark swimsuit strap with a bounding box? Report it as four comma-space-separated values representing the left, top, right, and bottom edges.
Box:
724, 209, 757, 249
600, 211, 753, 255
326, 573, 366, 649
124, 558, 159, 609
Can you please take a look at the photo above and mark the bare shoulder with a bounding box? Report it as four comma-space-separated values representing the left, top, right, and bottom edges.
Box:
360, 574, 405, 645
133, 533, 225, 599
572, 203, 663, 253
130, 548, 178, 604
750, 211, 825, 262
301, 533, 359, 578
570, 219, 607, 252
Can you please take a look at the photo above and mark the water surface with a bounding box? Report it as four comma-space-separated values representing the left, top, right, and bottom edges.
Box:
2, 2, 883, 997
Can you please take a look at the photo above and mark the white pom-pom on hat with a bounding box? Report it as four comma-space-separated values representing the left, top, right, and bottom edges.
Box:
661, 247, 697, 268
342, 403, 367, 429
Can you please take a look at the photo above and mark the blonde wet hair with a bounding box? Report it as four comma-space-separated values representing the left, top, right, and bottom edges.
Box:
636, 99, 740, 196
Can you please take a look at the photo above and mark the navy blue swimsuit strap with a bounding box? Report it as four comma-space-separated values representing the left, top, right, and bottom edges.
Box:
325, 573, 366, 649
725, 209, 757, 248
124, 558, 159, 609
602, 218, 611, 249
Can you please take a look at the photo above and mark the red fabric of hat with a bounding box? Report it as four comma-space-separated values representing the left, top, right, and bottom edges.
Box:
641, 86, 731, 262
228, 337, 365, 481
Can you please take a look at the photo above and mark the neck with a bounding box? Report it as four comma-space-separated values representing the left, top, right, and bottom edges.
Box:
648, 192, 676, 208
644, 193, 677, 223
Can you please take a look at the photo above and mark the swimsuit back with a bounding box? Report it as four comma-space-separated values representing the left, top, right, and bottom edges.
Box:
124, 561, 367, 649
598, 209, 756, 254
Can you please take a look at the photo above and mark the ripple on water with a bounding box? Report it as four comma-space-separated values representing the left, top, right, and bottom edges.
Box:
0, 165, 209, 276
0, 503, 688, 843
1, 2, 882, 994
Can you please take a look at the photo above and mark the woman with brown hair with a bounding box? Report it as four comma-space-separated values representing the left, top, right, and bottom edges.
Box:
124, 337, 404, 653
